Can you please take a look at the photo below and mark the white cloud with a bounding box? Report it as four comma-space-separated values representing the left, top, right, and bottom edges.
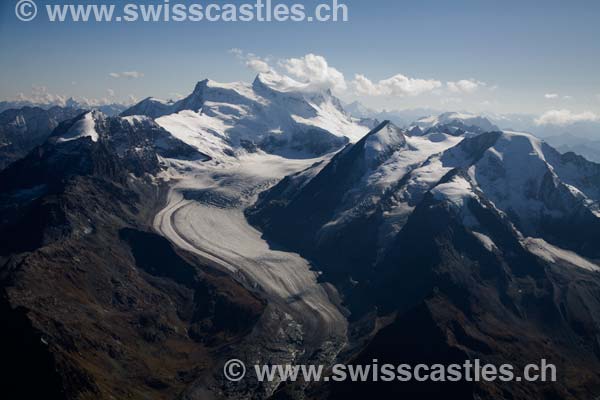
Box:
109, 71, 144, 79
279, 54, 347, 92
78, 97, 110, 107
535, 109, 599, 126
352, 74, 380, 96
246, 58, 271, 73
544, 93, 574, 100
230, 48, 273, 73
447, 79, 486, 94
229, 48, 243, 57
230, 50, 345, 92
229, 50, 481, 98
352, 73, 441, 97
107, 88, 115, 97
15, 86, 67, 105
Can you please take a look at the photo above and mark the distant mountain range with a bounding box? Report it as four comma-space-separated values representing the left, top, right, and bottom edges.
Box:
345, 100, 600, 164
344, 101, 443, 128
0, 106, 85, 170
0, 98, 127, 116
543, 133, 600, 163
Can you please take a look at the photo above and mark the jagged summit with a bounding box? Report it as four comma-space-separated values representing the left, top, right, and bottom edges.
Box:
51, 110, 102, 143
360, 119, 392, 139
358, 121, 407, 167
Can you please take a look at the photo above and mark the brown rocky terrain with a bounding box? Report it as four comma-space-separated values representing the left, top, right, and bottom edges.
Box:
0, 118, 265, 399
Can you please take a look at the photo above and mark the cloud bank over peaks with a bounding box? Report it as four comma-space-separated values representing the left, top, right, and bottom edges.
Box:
352, 73, 442, 96
535, 109, 599, 126
10, 85, 136, 108
15, 85, 67, 106
231, 49, 347, 93
230, 50, 488, 99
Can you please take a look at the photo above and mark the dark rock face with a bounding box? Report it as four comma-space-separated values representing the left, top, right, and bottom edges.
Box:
0, 106, 84, 170
325, 196, 600, 400
0, 294, 67, 399
0, 114, 264, 399
324, 301, 476, 400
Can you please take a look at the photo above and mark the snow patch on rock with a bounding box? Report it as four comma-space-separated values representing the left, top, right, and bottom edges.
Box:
524, 238, 600, 272
56, 111, 99, 143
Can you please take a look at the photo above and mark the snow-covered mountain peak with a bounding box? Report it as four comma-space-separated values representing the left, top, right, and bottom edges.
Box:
53, 110, 104, 143
192, 78, 210, 92
65, 97, 80, 109
121, 75, 369, 160
362, 121, 407, 166
344, 101, 376, 119
430, 129, 600, 239
121, 97, 175, 119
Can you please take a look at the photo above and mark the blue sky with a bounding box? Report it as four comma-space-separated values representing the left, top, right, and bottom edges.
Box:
1, 0, 600, 116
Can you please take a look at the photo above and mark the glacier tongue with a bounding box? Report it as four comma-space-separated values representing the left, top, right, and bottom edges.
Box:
154, 152, 348, 397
